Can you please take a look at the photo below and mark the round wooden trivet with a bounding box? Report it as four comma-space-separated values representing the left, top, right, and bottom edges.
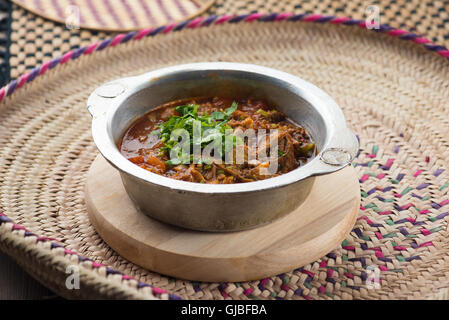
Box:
85, 155, 360, 282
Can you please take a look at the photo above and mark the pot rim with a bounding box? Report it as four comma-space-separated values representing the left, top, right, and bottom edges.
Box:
87, 62, 359, 194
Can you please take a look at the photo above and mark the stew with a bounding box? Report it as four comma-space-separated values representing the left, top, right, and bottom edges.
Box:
119, 97, 316, 184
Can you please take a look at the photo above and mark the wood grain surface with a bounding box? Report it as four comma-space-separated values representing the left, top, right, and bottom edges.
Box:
86, 155, 360, 282
0, 252, 57, 300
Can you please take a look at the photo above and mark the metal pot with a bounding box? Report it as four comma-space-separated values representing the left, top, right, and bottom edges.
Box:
87, 62, 359, 232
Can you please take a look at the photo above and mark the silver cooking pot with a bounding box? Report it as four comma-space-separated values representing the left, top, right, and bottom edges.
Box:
87, 62, 359, 232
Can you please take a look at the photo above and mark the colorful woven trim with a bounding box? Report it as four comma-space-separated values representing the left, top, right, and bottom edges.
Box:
2, 12, 449, 102
3, 12, 449, 101
0, 12, 448, 300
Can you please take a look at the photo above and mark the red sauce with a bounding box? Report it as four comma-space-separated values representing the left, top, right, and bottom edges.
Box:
120, 97, 316, 184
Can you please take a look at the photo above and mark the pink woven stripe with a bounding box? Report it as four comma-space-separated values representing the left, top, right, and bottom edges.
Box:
437, 50, 449, 57
60, 51, 73, 64
138, 0, 158, 26
34, 0, 45, 13
12, 224, 27, 231
50, 0, 64, 19
245, 13, 264, 22
187, 17, 204, 28
413, 37, 431, 44
419, 241, 433, 248
215, 15, 233, 24
111, 34, 125, 46
303, 14, 323, 22
387, 29, 408, 36
274, 12, 293, 21
331, 17, 350, 24
135, 28, 152, 39
86, 0, 106, 27
152, 287, 166, 294
92, 262, 103, 268
360, 174, 370, 182
173, 0, 189, 17
84, 43, 98, 55
157, 0, 173, 21
120, 0, 139, 28
17, 73, 29, 89
0, 86, 5, 102
163, 23, 176, 34
103, 0, 124, 29
400, 203, 414, 210
39, 61, 51, 75
358, 216, 374, 224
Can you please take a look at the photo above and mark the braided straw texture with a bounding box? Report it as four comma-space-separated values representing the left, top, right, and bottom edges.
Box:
8, 0, 449, 80
1, 20, 449, 300
11, 0, 215, 31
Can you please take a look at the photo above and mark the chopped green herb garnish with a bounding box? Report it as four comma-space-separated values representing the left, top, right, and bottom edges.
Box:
256, 108, 269, 117
299, 143, 315, 156
156, 102, 241, 165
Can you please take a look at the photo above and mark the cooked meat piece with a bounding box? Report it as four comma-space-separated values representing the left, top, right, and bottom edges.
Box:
278, 133, 299, 173
215, 163, 255, 183
189, 165, 206, 183
267, 110, 286, 122
227, 117, 254, 129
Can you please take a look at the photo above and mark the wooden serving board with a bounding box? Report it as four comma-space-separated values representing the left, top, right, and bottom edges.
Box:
85, 155, 360, 282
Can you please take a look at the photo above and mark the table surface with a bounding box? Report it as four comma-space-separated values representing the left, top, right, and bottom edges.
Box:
0, 251, 59, 299
1, 0, 449, 300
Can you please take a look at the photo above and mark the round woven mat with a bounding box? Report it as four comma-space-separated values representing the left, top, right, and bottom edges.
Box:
11, 0, 215, 31
1, 17, 449, 300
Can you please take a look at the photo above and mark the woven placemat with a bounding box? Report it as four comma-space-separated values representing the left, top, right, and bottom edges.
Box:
0, 0, 10, 86
0, 15, 448, 300
11, 0, 215, 31
7, 0, 449, 80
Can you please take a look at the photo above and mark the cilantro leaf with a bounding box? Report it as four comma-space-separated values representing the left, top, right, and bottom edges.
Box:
225, 101, 238, 116
211, 111, 225, 120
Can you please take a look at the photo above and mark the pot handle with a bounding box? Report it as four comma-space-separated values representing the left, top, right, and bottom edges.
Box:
309, 127, 359, 176
87, 81, 128, 118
